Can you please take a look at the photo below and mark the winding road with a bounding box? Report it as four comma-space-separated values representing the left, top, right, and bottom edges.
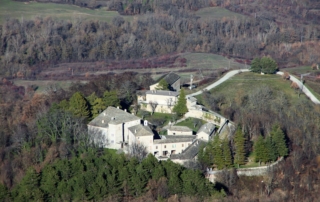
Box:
187, 69, 320, 105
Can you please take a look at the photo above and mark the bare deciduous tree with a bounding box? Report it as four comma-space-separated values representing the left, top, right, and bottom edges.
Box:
128, 142, 148, 162
149, 101, 158, 115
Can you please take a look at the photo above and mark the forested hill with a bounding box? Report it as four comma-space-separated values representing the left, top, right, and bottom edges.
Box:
2, 0, 320, 78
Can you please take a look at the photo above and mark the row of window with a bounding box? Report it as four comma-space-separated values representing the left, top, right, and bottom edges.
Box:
155, 143, 191, 149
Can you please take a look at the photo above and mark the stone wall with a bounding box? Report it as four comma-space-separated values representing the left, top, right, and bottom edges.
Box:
206, 157, 284, 183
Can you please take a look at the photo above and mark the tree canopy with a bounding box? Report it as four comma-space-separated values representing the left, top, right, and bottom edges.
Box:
173, 89, 188, 116
250, 57, 278, 74
155, 79, 169, 90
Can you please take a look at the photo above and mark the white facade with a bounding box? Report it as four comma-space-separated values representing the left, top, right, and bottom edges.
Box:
153, 136, 195, 157
140, 90, 179, 114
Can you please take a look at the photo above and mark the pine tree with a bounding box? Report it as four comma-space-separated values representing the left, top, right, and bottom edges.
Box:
250, 57, 261, 73
254, 135, 268, 165
69, 92, 90, 118
222, 138, 233, 168
40, 166, 59, 199
103, 90, 120, 108
13, 168, 43, 201
212, 135, 224, 169
91, 98, 107, 118
233, 127, 246, 168
173, 89, 188, 117
271, 125, 288, 158
265, 136, 277, 162
0, 183, 8, 201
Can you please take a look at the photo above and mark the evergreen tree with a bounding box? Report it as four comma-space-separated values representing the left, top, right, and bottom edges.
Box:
181, 170, 197, 196
250, 57, 278, 74
13, 168, 43, 201
91, 98, 107, 118
265, 136, 277, 162
254, 135, 268, 165
155, 79, 169, 90
0, 183, 8, 201
233, 127, 246, 168
250, 57, 262, 73
173, 89, 188, 117
271, 125, 288, 158
222, 138, 233, 168
260, 56, 278, 74
103, 90, 120, 108
212, 135, 224, 169
69, 92, 90, 119
40, 166, 59, 200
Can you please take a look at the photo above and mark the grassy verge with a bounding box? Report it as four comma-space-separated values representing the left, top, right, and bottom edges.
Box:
0, 0, 130, 24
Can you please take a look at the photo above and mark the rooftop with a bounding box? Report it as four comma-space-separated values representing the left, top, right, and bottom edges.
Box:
128, 124, 154, 137
88, 106, 140, 127
156, 72, 180, 85
154, 135, 195, 144
167, 126, 192, 132
146, 90, 179, 96
197, 123, 216, 135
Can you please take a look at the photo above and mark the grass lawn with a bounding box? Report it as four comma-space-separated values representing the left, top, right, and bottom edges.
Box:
209, 72, 312, 107
14, 79, 88, 93
195, 7, 247, 21
0, 0, 130, 24
175, 117, 207, 134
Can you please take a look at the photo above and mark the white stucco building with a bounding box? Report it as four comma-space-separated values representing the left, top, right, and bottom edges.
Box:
196, 122, 216, 141
87, 106, 141, 149
139, 90, 179, 113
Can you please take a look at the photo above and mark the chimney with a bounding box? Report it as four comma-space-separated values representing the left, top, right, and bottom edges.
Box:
135, 129, 137, 133
144, 120, 148, 126
117, 106, 119, 109
103, 112, 106, 116
124, 109, 127, 112
111, 117, 115, 120
102, 120, 104, 123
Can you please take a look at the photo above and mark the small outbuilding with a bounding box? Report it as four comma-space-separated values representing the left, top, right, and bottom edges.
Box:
167, 126, 193, 136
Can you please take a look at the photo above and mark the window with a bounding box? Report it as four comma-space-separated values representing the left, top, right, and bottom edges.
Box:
164, 145, 166, 149
182, 144, 184, 147
172, 144, 175, 148
111, 140, 114, 143
156, 146, 158, 149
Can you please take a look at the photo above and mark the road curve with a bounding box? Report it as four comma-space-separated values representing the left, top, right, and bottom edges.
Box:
187, 69, 320, 105
276, 72, 320, 104
187, 69, 250, 97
